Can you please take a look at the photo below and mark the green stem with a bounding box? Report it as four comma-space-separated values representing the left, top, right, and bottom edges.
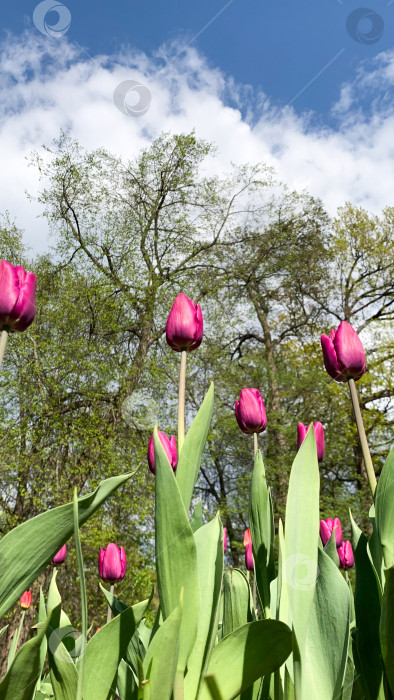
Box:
107, 584, 114, 624
252, 575, 257, 612
7, 610, 25, 670
253, 433, 258, 458
178, 351, 187, 454
348, 378, 377, 498
73, 489, 87, 700
0, 330, 9, 372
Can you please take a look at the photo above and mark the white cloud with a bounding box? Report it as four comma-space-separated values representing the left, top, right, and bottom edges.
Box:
1, 31, 394, 253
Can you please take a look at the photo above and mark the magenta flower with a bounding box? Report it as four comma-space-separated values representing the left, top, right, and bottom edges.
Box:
165, 293, 203, 352
223, 527, 227, 552
99, 543, 126, 583
0, 260, 37, 332
20, 590, 32, 609
320, 518, 343, 547
235, 388, 267, 435
147, 431, 178, 474
338, 541, 354, 570
297, 421, 325, 462
245, 542, 254, 572
52, 544, 67, 566
321, 321, 366, 382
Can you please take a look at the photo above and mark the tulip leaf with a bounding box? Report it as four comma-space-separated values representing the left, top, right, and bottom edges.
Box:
142, 594, 183, 700
190, 499, 203, 533
176, 382, 214, 513
154, 427, 199, 672
222, 569, 254, 639
46, 604, 79, 700
0, 614, 50, 700
375, 446, 394, 569
380, 565, 394, 696
117, 659, 138, 700
323, 530, 340, 567
368, 505, 385, 591
185, 515, 224, 698
0, 472, 134, 618
350, 512, 384, 700
200, 619, 293, 700
249, 450, 275, 617
284, 425, 320, 686
303, 547, 351, 700
81, 604, 142, 700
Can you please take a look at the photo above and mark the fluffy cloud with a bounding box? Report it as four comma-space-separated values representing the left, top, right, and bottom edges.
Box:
1, 31, 394, 252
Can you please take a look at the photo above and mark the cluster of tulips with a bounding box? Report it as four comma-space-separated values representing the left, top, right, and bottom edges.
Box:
0, 260, 392, 700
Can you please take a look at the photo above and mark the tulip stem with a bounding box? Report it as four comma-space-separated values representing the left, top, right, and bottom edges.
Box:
107, 584, 114, 624
0, 330, 8, 372
178, 351, 187, 454
253, 433, 258, 458
252, 575, 257, 612
348, 378, 377, 498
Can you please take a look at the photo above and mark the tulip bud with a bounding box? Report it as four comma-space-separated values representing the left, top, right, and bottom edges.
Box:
147, 431, 178, 474
99, 543, 126, 583
338, 541, 354, 570
319, 517, 343, 547
235, 388, 267, 435
223, 527, 227, 552
243, 528, 252, 547
321, 321, 366, 382
0, 260, 37, 332
165, 293, 203, 352
20, 591, 32, 609
245, 542, 254, 571
297, 422, 325, 462
52, 544, 67, 566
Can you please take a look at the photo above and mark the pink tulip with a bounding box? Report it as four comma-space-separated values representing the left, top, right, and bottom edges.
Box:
297, 422, 325, 462
321, 321, 366, 382
223, 527, 227, 552
320, 518, 343, 547
235, 388, 267, 435
245, 542, 254, 571
99, 543, 126, 583
0, 260, 37, 332
243, 528, 252, 547
165, 293, 203, 352
338, 541, 354, 570
52, 544, 67, 566
147, 431, 178, 474
20, 590, 32, 609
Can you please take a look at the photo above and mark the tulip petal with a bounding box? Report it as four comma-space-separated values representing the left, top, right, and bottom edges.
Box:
165, 294, 203, 352
0, 260, 20, 322
313, 421, 325, 463
321, 334, 346, 382
297, 423, 308, 450
334, 321, 366, 380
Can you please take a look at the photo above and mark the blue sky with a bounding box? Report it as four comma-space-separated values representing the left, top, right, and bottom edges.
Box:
1, 1, 394, 250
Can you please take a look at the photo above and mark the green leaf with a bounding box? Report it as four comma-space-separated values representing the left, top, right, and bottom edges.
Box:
154, 427, 199, 672
0, 615, 49, 700
350, 512, 384, 699
0, 472, 134, 618
117, 660, 138, 700
200, 619, 293, 700
249, 451, 275, 617
375, 446, 394, 568
81, 604, 142, 700
222, 569, 254, 639
303, 547, 351, 700
142, 595, 183, 700
380, 566, 394, 696
323, 530, 340, 567
368, 505, 385, 591
176, 382, 214, 513
284, 426, 320, 677
46, 604, 79, 700
190, 500, 203, 533
185, 515, 224, 699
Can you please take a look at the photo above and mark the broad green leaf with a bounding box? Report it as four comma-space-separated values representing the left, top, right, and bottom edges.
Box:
249, 451, 275, 618
368, 505, 385, 591
176, 382, 214, 513
284, 426, 319, 679
190, 500, 204, 533
46, 604, 79, 700
350, 512, 384, 699
81, 604, 142, 700
0, 614, 49, 700
380, 566, 394, 696
142, 596, 183, 700
222, 569, 254, 639
375, 446, 394, 568
185, 515, 224, 698
0, 472, 134, 618
323, 530, 340, 567
200, 620, 293, 700
117, 660, 138, 700
303, 547, 351, 700
154, 427, 199, 672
